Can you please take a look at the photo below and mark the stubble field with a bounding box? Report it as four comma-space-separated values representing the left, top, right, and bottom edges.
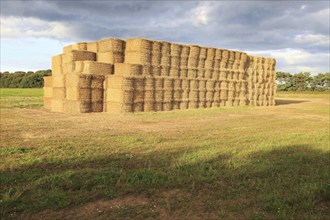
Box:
0, 88, 329, 219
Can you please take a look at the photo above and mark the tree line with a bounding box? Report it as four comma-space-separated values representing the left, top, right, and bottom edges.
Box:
0, 70, 329, 91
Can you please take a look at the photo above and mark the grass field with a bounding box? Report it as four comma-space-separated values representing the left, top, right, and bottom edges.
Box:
1, 88, 329, 219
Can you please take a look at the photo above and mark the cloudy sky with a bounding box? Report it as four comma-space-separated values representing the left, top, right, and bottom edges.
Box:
1, 0, 329, 74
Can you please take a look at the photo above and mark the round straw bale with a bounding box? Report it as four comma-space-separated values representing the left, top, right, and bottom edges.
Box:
154, 77, 164, 89
134, 77, 145, 90
164, 90, 173, 102
172, 101, 180, 110
142, 65, 152, 75
144, 89, 155, 101
145, 77, 155, 89
122, 77, 135, 91
213, 91, 220, 101
181, 90, 189, 99
126, 38, 151, 52
189, 91, 198, 101
220, 89, 228, 99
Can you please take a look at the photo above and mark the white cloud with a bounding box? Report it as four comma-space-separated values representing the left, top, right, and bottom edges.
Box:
0, 16, 75, 39
294, 34, 329, 46
192, 2, 213, 26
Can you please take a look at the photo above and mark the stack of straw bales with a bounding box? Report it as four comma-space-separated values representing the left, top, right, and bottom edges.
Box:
45, 37, 276, 113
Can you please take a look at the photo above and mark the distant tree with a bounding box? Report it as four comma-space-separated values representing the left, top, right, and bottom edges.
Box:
290, 72, 313, 91
0, 70, 51, 88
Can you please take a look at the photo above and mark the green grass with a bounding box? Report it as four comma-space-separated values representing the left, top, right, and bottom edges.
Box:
0, 89, 329, 219
0, 88, 43, 108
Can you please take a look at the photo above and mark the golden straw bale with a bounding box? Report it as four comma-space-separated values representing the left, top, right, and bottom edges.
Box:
160, 66, 170, 76
180, 68, 188, 78
43, 76, 52, 87
155, 90, 164, 102
133, 90, 145, 103
181, 45, 190, 57
196, 68, 204, 78
63, 51, 96, 64
144, 101, 154, 112
198, 59, 205, 69
161, 41, 171, 54
169, 67, 180, 78
133, 102, 144, 112
170, 56, 180, 67
142, 65, 152, 75
152, 41, 162, 52
87, 42, 98, 53
188, 58, 198, 68
82, 61, 114, 75
205, 60, 214, 69
98, 38, 125, 53
154, 77, 164, 89
151, 52, 161, 66
180, 57, 188, 68
204, 69, 213, 79
53, 87, 66, 100
164, 90, 173, 102
188, 68, 197, 78
115, 63, 142, 77
125, 51, 151, 65
52, 55, 63, 75
180, 101, 188, 110
91, 88, 103, 101
151, 66, 161, 76
215, 49, 222, 59
134, 77, 145, 90
52, 75, 66, 88
44, 87, 53, 98
171, 43, 182, 56
63, 42, 87, 54
97, 52, 124, 64
126, 38, 151, 52
172, 101, 180, 110
106, 101, 132, 114
144, 90, 155, 102
199, 90, 206, 101
173, 90, 182, 101
199, 47, 207, 59
162, 102, 172, 111
91, 75, 105, 89
189, 45, 200, 59
43, 97, 52, 109
66, 87, 91, 101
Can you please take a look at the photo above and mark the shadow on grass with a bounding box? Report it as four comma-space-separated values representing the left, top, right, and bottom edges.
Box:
1, 145, 329, 219
275, 99, 308, 106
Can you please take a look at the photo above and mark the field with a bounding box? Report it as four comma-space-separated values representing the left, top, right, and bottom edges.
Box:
1, 88, 329, 219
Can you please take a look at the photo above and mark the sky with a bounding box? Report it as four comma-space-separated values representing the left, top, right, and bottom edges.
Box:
1, 0, 329, 75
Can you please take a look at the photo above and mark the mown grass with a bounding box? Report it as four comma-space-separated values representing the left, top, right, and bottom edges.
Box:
0, 88, 43, 108
0, 88, 329, 219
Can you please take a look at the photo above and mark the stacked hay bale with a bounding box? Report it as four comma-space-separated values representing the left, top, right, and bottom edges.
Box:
46, 37, 276, 113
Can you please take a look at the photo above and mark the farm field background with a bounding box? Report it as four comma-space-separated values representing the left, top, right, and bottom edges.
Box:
1, 88, 329, 219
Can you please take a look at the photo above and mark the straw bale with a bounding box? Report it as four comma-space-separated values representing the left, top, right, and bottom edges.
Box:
188, 58, 198, 68
52, 75, 66, 88
206, 80, 215, 91
214, 81, 221, 91
172, 101, 180, 110
213, 91, 220, 101
180, 68, 188, 78
87, 42, 98, 53
199, 90, 206, 101
181, 45, 190, 57
43, 97, 52, 109
82, 61, 114, 75
214, 59, 220, 70
133, 102, 144, 112
151, 53, 161, 66
219, 71, 227, 80
180, 101, 188, 110
226, 99, 233, 107
125, 51, 151, 65
63, 51, 96, 64
227, 90, 235, 98
198, 101, 206, 108
220, 81, 228, 89
62, 62, 75, 74
199, 80, 206, 90
221, 50, 229, 59
169, 67, 180, 78
163, 102, 172, 111
107, 89, 130, 103
80, 75, 92, 88
66, 87, 91, 101
106, 101, 128, 114
97, 52, 124, 64
91, 75, 105, 89
66, 74, 80, 88
160, 66, 170, 76
91, 88, 103, 101
189, 79, 198, 90
212, 70, 220, 80
188, 91, 198, 101
206, 48, 215, 60
114, 63, 141, 77
161, 41, 171, 54
171, 43, 182, 56
204, 69, 213, 79
126, 38, 151, 52
199, 47, 207, 59
134, 77, 145, 90
154, 77, 164, 89
212, 101, 220, 108
173, 90, 182, 101
154, 102, 163, 112
197, 68, 204, 78
51, 99, 64, 112
181, 79, 190, 89
53, 87, 66, 100
43, 76, 52, 87
161, 55, 171, 66
164, 78, 174, 88
189, 45, 200, 59
133, 90, 144, 103
206, 91, 214, 101
205, 60, 214, 69
215, 49, 222, 59
171, 56, 180, 67
173, 79, 182, 89
188, 68, 197, 78
98, 38, 125, 53
181, 90, 189, 99
91, 101, 103, 112
52, 55, 63, 75
152, 66, 161, 76
220, 89, 228, 99
198, 59, 205, 69
204, 101, 211, 108
144, 90, 155, 102
180, 57, 188, 68
220, 61, 228, 69
44, 87, 53, 98
154, 90, 164, 102
164, 88, 173, 102
189, 101, 198, 109
152, 41, 162, 52
142, 65, 152, 75
145, 77, 155, 89
63, 42, 87, 54
144, 101, 154, 112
